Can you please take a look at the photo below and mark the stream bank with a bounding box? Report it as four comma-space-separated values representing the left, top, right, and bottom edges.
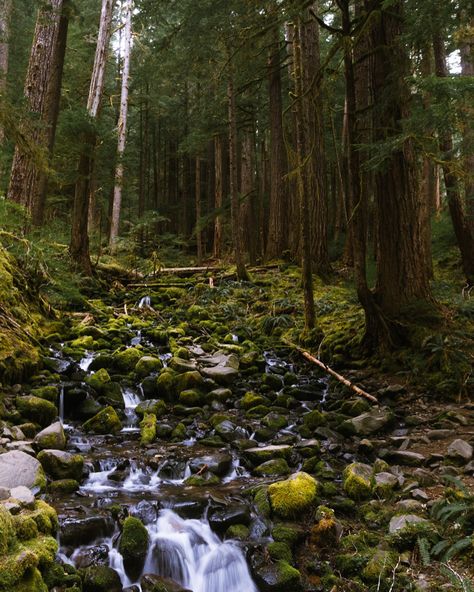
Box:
0, 274, 474, 591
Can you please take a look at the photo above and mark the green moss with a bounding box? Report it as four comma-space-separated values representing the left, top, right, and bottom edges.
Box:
135, 355, 163, 377
113, 346, 143, 371
82, 405, 122, 434
184, 473, 220, 486
174, 370, 203, 394
335, 553, 369, 577
155, 368, 177, 400
12, 515, 38, 541
37, 450, 84, 481
118, 516, 149, 566
15, 395, 57, 427
70, 335, 95, 349
29, 386, 58, 403
240, 391, 270, 410
47, 479, 79, 494
342, 462, 373, 500
303, 410, 327, 430
254, 486, 271, 518
262, 412, 287, 431
268, 472, 319, 519
29, 500, 59, 535
272, 560, 302, 591
0, 504, 15, 554
171, 422, 186, 440
225, 524, 250, 540
268, 542, 293, 563
11, 567, 48, 592
254, 459, 291, 477
246, 404, 270, 418
85, 368, 111, 393
179, 389, 204, 406
361, 548, 399, 583
135, 399, 167, 419
24, 535, 58, 568
0, 545, 38, 589
139, 413, 157, 446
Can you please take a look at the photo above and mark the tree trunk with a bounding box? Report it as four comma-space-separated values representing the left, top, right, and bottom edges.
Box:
227, 60, 249, 281
433, 32, 474, 284
294, 17, 315, 330
300, 2, 330, 277
7, 0, 68, 220
195, 156, 203, 263
109, 0, 133, 250
460, 15, 474, 225
0, 0, 12, 154
368, 0, 432, 329
241, 128, 257, 265
70, 0, 114, 273
213, 134, 223, 258
265, 26, 288, 260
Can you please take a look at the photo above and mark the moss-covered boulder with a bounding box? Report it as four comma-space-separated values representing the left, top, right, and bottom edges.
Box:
178, 389, 204, 407
82, 406, 122, 435
33, 422, 66, 451
118, 516, 149, 581
262, 412, 287, 431
342, 462, 373, 500
361, 548, 399, 583
37, 450, 84, 481
268, 472, 319, 519
175, 370, 204, 394
81, 565, 122, 592
0, 450, 46, 491
0, 504, 15, 554
113, 346, 143, 372
136, 399, 167, 419
240, 391, 270, 410
253, 459, 291, 477
303, 409, 327, 430
243, 445, 292, 466
155, 369, 177, 401
254, 560, 302, 592
135, 355, 163, 378
30, 386, 58, 404
15, 395, 57, 428
140, 413, 157, 446
85, 368, 111, 393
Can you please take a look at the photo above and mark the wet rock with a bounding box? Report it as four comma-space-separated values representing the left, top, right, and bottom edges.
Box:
119, 516, 149, 581
61, 515, 114, 545
0, 450, 46, 491
83, 406, 122, 434
447, 438, 473, 462
135, 356, 163, 378
136, 399, 167, 419
240, 391, 271, 410
141, 574, 192, 592
262, 412, 287, 431
85, 368, 111, 393
253, 559, 302, 592
113, 346, 143, 372
339, 407, 393, 436
48, 478, 79, 493
140, 413, 157, 446
386, 451, 426, 466
10, 485, 35, 507
342, 462, 373, 500
189, 452, 232, 476
243, 445, 292, 466
206, 388, 232, 403
81, 565, 122, 592
253, 459, 291, 477
303, 410, 327, 430
15, 395, 57, 428
268, 472, 318, 519
201, 365, 238, 385
34, 421, 66, 451
214, 420, 245, 442
208, 504, 250, 534
174, 371, 204, 395
179, 389, 205, 407
169, 357, 197, 373
37, 449, 84, 481
30, 385, 58, 403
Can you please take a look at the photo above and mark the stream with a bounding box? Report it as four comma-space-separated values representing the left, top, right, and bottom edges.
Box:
44, 311, 329, 592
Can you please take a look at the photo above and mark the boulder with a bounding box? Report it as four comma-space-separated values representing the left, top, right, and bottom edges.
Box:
85, 368, 111, 393
81, 565, 122, 592
135, 356, 163, 378
201, 365, 238, 385
0, 450, 46, 491
243, 445, 292, 466
113, 347, 143, 372
447, 439, 473, 462
208, 504, 250, 534
140, 413, 157, 446
253, 459, 291, 477
136, 399, 167, 419
37, 449, 84, 481
82, 406, 122, 435
387, 451, 426, 467
119, 516, 149, 581
342, 462, 373, 500
188, 452, 232, 476
141, 574, 192, 592
340, 408, 393, 436
16, 395, 57, 427
10, 485, 35, 507
253, 559, 302, 592
61, 515, 114, 546
268, 472, 319, 519
34, 421, 66, 451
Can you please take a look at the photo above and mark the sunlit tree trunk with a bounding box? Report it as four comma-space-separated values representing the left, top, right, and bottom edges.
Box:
70, 0, 114, 274
0, 0, 12, 157
109, 0, 133, 250
7, 0, 68, 222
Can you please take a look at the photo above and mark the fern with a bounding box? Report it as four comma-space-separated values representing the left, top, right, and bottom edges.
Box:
443, 537, 473, 561
417, 536, 431, 566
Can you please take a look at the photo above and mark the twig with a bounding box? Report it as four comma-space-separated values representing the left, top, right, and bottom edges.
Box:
388, 557, 401, 592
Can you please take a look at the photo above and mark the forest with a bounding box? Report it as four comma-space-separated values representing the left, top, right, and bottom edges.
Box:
0, 0, 473, 591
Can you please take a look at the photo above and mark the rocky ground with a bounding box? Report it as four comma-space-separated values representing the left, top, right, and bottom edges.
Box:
0, 270, 473, 592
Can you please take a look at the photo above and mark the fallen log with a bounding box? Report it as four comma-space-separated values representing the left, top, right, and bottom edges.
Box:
285, 340, 378, 404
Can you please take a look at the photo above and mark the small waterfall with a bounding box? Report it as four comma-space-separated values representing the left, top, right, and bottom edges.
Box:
59, 385, 65, 423
131, 330, 142, 346
222, 457, 249, 484
79, 352, 95, 371
138, 295, 151, 308
122, 387, 142, 431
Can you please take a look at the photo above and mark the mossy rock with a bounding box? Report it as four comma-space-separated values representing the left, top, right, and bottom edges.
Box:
246, 404, 270, 418
184, 472, 220, 486
0, 544, 39, 590
140, 413, 157, 446
34, 421, 66, 450
255, 560, 302, 592
113, 347, 143, 372
174, 370, 204, 394
225, 524, 250, 540
135, 355, 163, 378
37, 450, 84, 481
303, 409, 327, 430
155, 369, 177, 401
169, 357, 197, 373
268, 541, 293, 563
82, 406, 122, 435
23, 534, 58, 568
85, 368, 111, 393
240, 391, 270, 410
361, 548, 399, 583
342, 462, 373, 500
135, 399, 167, 419
48, 479, 79, 494
268, 472, 319, 519
80, 565, 122, 592
171, 422, 187, 440
262, 372, 283, 390
118, 516, 149, 581
0, 503, 15, 554
28, 500, 58, 535
30, 386, 58, 403
254, 486, 271, 518
16, 395, 57, 428
262, 412, 287, 431
253, 459, 291, 477
70, 335, 95, 350
178, 389, 205, 407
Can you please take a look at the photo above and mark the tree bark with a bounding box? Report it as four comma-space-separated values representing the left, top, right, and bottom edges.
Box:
227, 60, 249, 281
7, 0, 68, 221
213, 134, 223, 259
0, 0, 12, 153
195, 156, 203, 263
367, 0, 432, 340
460, 15, 474, 226
109, 0, 133, 250
70, 0, 114, 274
294, 17, 315, 330
433, 32, 474, 284
265, 26, 288, 260
241, 128, 257, 265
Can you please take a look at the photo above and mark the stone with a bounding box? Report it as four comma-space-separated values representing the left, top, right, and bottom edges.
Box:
179, 389, 205, 407
140, 413, 157, 446
82, 406, 122, 434
81, 565, 122, 592
188, 452, 232, 476
136, 399, 167, 419
135, 356, 163, 378
240, 391, 270, 410
201, 365, 238, 385
340, 407, 393, 436
15, 395, 57, 427
37, 449, 84, 481
0, 450, 46, 491
9, 485, 35, 507
387, 451, 426, 466
373, 472, 398, 497
253, 559, 302, 592
447, 439, 473, 462
388, 514, 428, 534
208, 504, 250, 533
262, 412, 287, 431
268, 472, 319, 519
253, 459, 291, 477
119, 516, 149, 581
34, 421, 66, 451
141, 574, 192, 592
243, 445, 292, 466
30, 385, 58, 403
342, 462, 373, 500
85, 368, 111, 393
113, 347, 143, 372
169, 357, 197, 373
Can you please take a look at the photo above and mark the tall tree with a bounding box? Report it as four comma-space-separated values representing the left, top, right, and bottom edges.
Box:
70, 0, 115, 273
0, 0, 12, 153
109, 0, 133, 249
7, 0, 68, 222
